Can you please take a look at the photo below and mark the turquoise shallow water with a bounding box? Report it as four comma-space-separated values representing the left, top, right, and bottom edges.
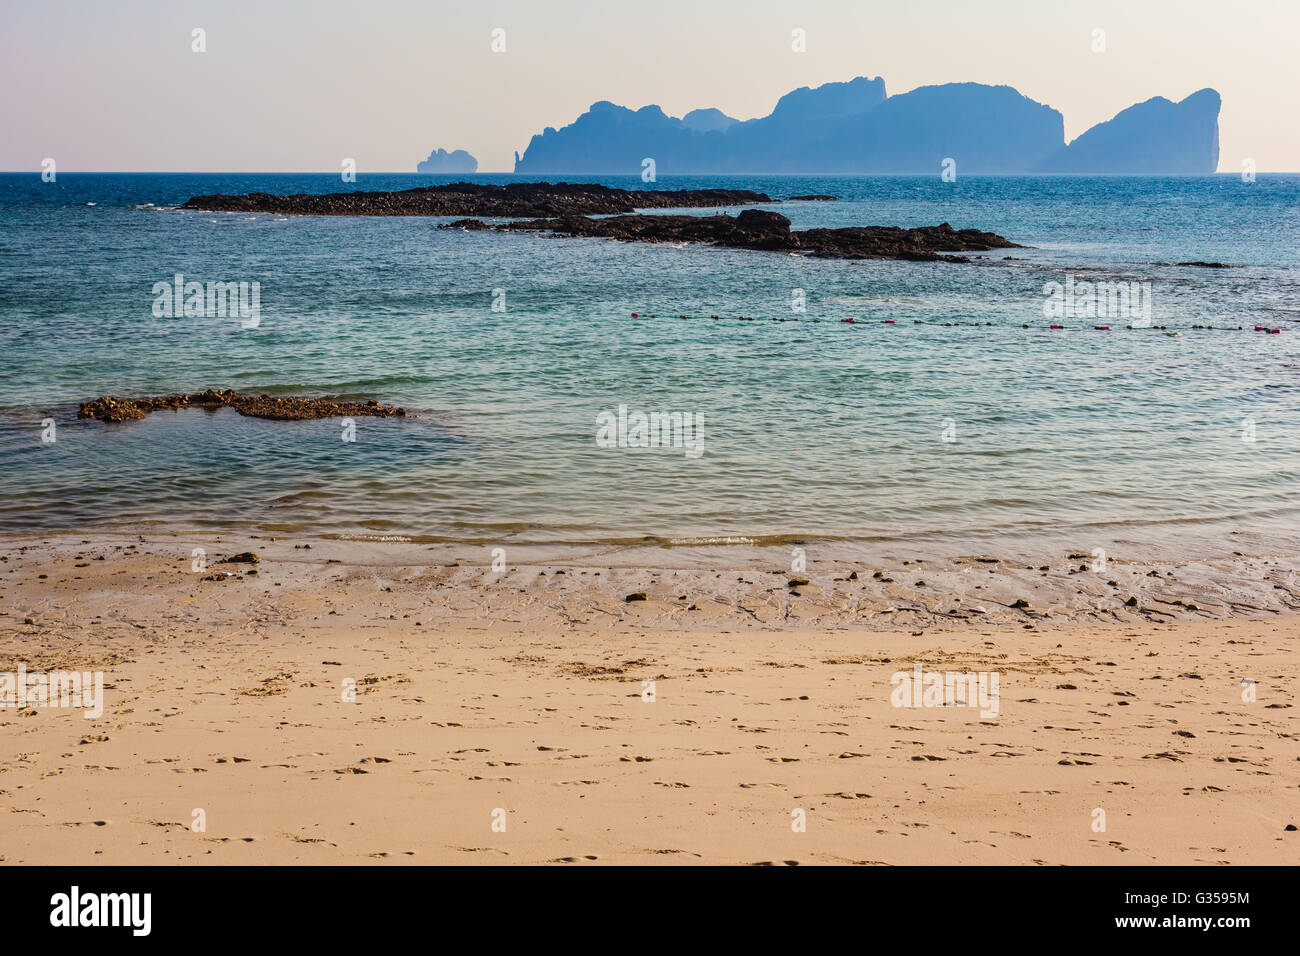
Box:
1, 173, 1298, 557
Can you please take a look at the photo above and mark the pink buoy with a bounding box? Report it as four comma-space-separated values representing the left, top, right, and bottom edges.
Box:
1254, 325, 1267, 331
1095, 325, 1110, 330
1268, 328, 1281, 334
631, 312, 639, 318
883, 319, 896, 324
1049, 324, 1064, 329
841, 317, 855, 323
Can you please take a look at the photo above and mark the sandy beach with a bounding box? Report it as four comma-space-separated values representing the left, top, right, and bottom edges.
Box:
1, 531, 1295, 865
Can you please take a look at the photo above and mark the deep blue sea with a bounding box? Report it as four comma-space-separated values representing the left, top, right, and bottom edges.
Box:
2, 172, 1298, 560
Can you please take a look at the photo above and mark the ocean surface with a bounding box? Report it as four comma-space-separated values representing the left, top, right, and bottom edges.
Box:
2, 172, 1298, 560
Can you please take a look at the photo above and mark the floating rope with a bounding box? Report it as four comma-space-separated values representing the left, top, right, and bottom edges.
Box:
628, 313, 1284, 333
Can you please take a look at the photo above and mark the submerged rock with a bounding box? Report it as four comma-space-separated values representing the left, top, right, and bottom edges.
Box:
77, 389, 406, 423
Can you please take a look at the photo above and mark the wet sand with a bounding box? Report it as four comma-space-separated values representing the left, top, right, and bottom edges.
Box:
1, 532, 1296, 864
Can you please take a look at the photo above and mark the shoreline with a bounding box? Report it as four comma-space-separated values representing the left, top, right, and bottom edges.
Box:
1, 529, 1295, 864
5, 529, 1300, 629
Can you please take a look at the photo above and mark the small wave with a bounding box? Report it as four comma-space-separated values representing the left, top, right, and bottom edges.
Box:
666, 535, 757, 546
826, 294, 928, 307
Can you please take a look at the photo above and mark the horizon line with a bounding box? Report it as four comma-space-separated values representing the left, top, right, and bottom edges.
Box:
7, 170, 1298, 176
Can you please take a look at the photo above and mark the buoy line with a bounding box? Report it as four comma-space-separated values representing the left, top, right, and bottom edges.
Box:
626, 312, 1285, 333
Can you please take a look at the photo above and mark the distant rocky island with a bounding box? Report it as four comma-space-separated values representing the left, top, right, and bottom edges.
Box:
442, 209, 1018, 263
416, 148, 478, 174
1035, 90, 1221, 175
512, 76, 1221, 175
182, 181, 771, 217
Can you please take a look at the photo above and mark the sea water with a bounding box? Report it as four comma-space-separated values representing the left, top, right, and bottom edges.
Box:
1, 173, 1297, 560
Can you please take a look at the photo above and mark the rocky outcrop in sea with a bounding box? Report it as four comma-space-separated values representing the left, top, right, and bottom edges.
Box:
183, 181, 771, 217
78, 389, 407, 423
443, 208, 1019, 262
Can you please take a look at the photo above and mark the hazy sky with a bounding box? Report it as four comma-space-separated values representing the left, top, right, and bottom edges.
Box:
4, 0, 1296, 172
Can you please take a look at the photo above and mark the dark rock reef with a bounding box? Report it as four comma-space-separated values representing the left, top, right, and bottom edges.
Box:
442, 208, 1019, 262
183, 181, 771, 217
183, 180, 1015, 262
78, 389, 407, 423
